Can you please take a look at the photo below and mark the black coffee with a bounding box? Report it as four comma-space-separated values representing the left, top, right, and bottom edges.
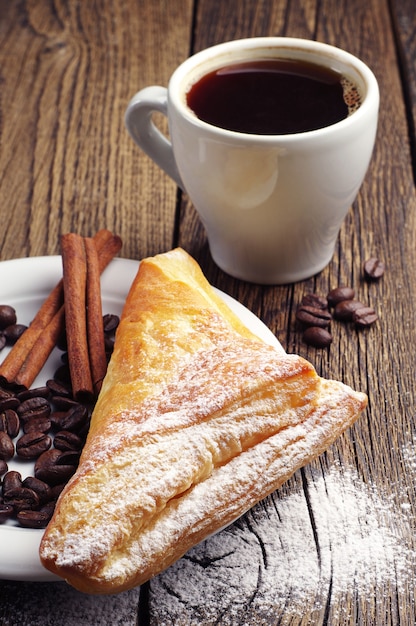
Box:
186, 58, 360, 135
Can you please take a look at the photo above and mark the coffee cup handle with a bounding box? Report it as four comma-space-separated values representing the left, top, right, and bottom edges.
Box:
124, 86, 184, 190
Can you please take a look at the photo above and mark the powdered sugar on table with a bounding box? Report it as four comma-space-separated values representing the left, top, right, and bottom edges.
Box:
149, 462, 416, 624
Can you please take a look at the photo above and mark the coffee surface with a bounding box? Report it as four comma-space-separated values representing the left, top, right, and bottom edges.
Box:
187, 58, 358, 134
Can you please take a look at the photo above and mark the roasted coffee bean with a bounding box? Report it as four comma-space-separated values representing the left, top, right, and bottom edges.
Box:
0, 409, 20, 438
50, 411, 70, 430
353, 306, 378, 328
22, 476, 52, 504
35, 449, 78, 485
301, 293, 328, 310
0, 333, 6, 351
2, 470, 22, 493
22, 415, 51, 434
0, 394, 19, 412
327, 286, 355, 307
0, 459, 8, 475
17, 396, 51, 422
333, 299, 366, 321
3, 323, 27, 345
0, 503, 14, 523
364, 257, 385, 280
16, 509, 51, 529
16, 431, 52, 459
0, 431, 14, 460
16, 386, 50, 402
46, 379, 72, 398
50, 396, 78, 411
54, 430, 83, 452
103, 313, 120, 333
296, 305, 332, 328
58, 404, 88, 433
0, 305, 17, 330
3, 487, 39, 512
302, 327, 333, 349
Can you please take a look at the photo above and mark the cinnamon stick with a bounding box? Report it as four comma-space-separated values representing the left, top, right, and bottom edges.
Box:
14, 307, 65, 389
0, 282, 63, 384
0, 229, 122, 389
0, 229, 120, 385
61, 233, 93, 402
85, 237, 107, 396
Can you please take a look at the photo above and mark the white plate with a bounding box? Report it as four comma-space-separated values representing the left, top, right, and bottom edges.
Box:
0, 255, 283, 581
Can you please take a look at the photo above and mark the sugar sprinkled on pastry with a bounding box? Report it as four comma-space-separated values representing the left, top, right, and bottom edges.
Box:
39, 248, 367, 594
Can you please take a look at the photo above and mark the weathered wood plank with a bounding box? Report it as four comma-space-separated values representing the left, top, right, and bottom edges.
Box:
0, 0, 191, 262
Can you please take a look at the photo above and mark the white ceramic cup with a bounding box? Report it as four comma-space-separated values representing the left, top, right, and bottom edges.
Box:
125, 37, 379, 284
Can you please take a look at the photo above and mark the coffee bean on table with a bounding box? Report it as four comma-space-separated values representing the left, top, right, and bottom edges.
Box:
333, 299, 367, 322
0, 409, 20, 438
103, 313, 120, 333
16, 431, 52, 460
296, 305, 332, 328
58, 404, 88, 433
22, 415, 51, 434
17, 509, 51, 529
53, 430, 83, 452
46, 378, 72, 398
0, 459, 8, 476
35, 449, 78, 486
327, 286, 355, 307
300, 293, 328, 310
3, 487, 40, 512
2, 470, 22, 493
364, 257, 385, 280
302, 327, 333, 348
0, 333, 6, 351
0, 305, 17, 330
16, 386, 50, 402
22, 476, 52, 504
353, 306, 378, 328
0, 394, 19, 412
0, 431, 15, 461
17, 396, 51, 423
3, 323, 28, 345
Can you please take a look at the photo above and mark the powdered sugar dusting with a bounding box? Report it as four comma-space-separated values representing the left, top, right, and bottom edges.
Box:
150, 462, 416, 624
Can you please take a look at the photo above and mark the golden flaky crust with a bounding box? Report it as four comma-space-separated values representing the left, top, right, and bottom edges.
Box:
39, 248, 367, 594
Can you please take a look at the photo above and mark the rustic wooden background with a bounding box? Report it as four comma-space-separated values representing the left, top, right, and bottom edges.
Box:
0, 0, 415, 624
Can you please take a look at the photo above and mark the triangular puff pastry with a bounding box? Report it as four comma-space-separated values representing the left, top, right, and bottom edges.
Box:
40, 248, 367, 594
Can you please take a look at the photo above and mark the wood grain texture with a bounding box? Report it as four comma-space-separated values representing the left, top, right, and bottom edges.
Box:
1, 0, 416, 624
0, 0, 192, 261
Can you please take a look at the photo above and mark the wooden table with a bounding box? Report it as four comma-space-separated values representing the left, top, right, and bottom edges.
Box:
0, 1, 415, 624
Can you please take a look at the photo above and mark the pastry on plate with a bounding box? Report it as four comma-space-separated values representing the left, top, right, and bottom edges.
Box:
40, 248, 367, 594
